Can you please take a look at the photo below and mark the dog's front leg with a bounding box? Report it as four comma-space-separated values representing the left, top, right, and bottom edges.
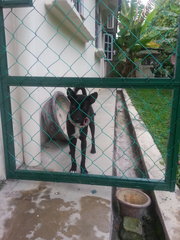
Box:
89, 120, 96, 154
80, 136, 88, 174
69, 137, 77, 173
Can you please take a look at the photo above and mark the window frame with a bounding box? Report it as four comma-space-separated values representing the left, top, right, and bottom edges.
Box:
104, 33, 114, 61
107, 14, 115, 29
72, 0, 84, 19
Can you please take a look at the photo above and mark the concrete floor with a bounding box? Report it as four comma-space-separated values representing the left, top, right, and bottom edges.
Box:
0, 180, 112, 240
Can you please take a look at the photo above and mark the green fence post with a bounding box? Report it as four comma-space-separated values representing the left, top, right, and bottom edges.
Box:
0, 8, 16, 178
166, 23, 180, 190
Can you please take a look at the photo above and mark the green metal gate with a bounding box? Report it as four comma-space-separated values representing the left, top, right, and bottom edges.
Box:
0, 0, 179, 191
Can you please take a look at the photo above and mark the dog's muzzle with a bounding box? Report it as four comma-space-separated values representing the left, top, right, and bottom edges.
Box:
68, 114, 90, 127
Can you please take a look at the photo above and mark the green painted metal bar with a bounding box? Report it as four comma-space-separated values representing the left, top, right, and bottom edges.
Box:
165, 21, 180, 190
175, 18, 180, 82
170, 88, 180, 190
0, 0, 32, 8
7, 76, 179, 88
0, 8, 16, 177
10, 169, 169, 191
165, 88, 180, 191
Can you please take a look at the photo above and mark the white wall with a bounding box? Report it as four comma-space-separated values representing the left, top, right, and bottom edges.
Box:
0, 0, 104, 174
5, 0, 102, 78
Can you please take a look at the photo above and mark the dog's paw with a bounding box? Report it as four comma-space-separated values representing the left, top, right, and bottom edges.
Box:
81, 168, 88, 174
90, 148, 96, 154
69, 166, 77, 173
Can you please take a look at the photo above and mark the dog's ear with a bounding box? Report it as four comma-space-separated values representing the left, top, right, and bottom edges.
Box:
67, 88, 76, 102
86, 92, 98, 104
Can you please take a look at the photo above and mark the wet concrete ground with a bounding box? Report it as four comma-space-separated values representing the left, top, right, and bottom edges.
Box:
0, 181, 112, 240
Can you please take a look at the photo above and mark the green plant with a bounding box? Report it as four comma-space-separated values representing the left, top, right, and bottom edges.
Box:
113, 0, 179, 77
114, 0, 161, 77
127, 89, 180, 187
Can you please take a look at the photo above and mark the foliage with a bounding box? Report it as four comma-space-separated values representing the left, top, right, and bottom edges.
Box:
151, 0, 180, 77
113, 0, 180, 77
113, 0, 158, 76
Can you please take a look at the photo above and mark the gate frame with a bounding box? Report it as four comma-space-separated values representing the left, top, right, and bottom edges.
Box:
0, 4, 179, 191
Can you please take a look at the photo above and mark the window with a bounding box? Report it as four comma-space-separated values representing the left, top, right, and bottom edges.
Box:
104, 33, 114, 61
107, 14, 115, 29
72, 0, 84, 18
46, 0, 93, 42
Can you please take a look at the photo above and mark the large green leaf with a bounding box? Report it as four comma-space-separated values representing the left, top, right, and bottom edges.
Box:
161, 10, 179, 17
130, 0, 138, 20
116, 0, 179, 70
118, 12, 130, 27
141, 8, 158, 34
121, 0, 130, 16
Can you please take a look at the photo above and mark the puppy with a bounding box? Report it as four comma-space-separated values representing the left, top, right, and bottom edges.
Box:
67, 88, 98, 174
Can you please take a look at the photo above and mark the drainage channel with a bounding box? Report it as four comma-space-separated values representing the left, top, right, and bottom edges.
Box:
111, 89, 165, 240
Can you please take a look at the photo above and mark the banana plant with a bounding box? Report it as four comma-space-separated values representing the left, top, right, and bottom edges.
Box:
113, 0, 175, 77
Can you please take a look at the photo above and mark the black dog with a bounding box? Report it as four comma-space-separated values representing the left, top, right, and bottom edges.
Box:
67, 88, 98, 174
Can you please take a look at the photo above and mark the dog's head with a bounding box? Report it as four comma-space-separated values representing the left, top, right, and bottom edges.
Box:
67, 88, 98, 127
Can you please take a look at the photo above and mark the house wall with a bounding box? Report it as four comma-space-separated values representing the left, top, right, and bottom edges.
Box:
0, 0, 106, 178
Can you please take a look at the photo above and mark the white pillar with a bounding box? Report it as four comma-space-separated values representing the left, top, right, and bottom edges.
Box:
5, 6, 42, 167
20, 87, 41, 166
10, 87, 24, 168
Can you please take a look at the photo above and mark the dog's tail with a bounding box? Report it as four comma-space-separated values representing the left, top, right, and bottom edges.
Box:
74, 87, 87, 95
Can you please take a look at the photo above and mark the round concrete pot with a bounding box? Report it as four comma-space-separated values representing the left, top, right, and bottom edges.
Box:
116, 188, 151, 218
41, 91, 70, 142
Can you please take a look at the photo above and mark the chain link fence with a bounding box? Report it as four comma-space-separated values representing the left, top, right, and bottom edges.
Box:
0, 0, 179, 190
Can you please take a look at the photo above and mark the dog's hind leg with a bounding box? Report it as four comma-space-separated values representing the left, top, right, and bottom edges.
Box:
69, 137, 77, 172
89, 120, 96, 154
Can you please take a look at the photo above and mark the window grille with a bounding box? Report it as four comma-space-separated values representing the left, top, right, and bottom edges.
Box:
104, 33, 114, 61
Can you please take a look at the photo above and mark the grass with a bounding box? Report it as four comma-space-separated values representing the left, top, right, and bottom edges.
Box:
127, 89, 180, 187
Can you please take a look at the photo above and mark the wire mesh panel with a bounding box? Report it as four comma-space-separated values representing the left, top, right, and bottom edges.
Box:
0, 0, 179, 191
11, 87, 117, 175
